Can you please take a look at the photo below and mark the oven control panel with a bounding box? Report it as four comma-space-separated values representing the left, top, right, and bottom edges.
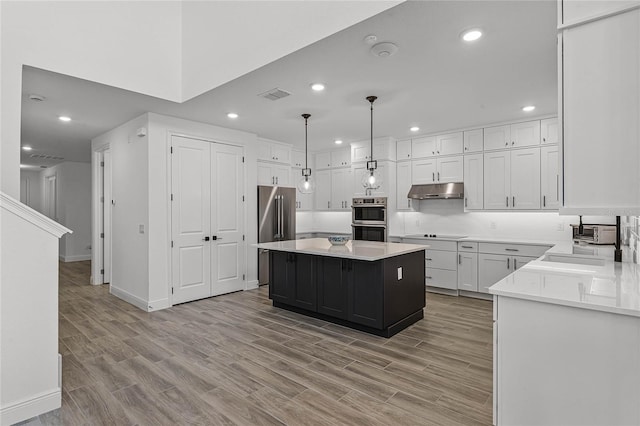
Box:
352, 197, 387, 206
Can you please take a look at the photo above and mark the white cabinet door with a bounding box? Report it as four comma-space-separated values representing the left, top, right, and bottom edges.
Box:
511, 148, 540, 210
540, 118, 559, 145
292, 150, 305, 168
457, 252, 478, 292
396, 161, 413, 210
512, 255, 536, 271
484, 125, 511, 151
463, 154, 484, 210
397, 139, 412, 160
412, 158, 437, 184
315, 170, 332, 210
436, 132, 463, 156
511, 120, 540, 148
478, 253, 511, 293
331, 168, 352, 210
352, 145, 371, 163
541, 145, 560, 210
272, 165, 290, 186
296, 189, 313, 211
426, 268, 458, 290
331, 149, 351, 168
257, 163, 274, 185
463, 129, 484, 153
484, 151, 511, 209
270, 144, 291, 164
315, 152, 332, 169
437, 156, 463, 183
412, 136, 437, 158
257, 142, 272, 162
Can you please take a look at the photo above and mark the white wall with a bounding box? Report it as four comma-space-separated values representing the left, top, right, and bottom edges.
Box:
40, 162, 92, 262
20, 170, 42, 213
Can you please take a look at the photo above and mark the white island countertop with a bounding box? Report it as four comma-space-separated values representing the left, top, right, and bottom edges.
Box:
255, 238, 427, 261
489, 244, 640, 317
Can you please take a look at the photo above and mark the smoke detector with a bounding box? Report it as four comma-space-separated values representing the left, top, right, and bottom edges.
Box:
29, 94, 46, 102
370, 42, 398, 58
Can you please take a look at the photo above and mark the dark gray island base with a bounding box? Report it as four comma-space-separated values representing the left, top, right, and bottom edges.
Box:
268, 249, 426, 337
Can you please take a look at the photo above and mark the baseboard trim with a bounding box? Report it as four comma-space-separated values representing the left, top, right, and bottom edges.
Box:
147, 297, 170, 312
0, 388, 61, 425
59, 254, 92, 262
246, 280, 259, 290
110, 285, 149, 312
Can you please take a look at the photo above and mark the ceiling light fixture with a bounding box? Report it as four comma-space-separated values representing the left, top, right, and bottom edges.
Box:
297, 114, 315, 194
362, 96, 383, 193
227, 112, 239, 119
522, 105, 536, 112
334, 140, 343, 145
461, 29, 483, 42
370, 42, 398, 58
410, 126, 420, 132
310, 83, 325, 92
22, 146, 33, 151
58, 116, 71, 122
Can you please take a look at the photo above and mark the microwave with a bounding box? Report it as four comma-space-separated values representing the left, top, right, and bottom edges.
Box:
571, 224, 617, 245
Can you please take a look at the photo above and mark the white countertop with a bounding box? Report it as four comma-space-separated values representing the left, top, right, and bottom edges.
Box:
255, 238, 427, 261
392, 233, 561, 246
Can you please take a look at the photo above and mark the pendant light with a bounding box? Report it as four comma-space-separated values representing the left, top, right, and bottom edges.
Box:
362, 95, 382, 190
297, 113, 316, 194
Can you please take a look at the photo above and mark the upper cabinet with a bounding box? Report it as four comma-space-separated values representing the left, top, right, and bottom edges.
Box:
540, 118, 558, 145
258, 138, 291, 164
351, 138, 396, 163
412, 156, 463, 184
562, 1, 640, 24
411, 136, 436, 158
292, 150, 305, 168
463, 129, 484, 153
315, 152, 332, 170
463, 153, 483, 210
484, 148, 540, 210
561, 3, 640, 213
411, 133, 463, 158
397, 139, 412, 161
484, 121, 540, 151
331, 149, 351, 168
541, 145, 560, 210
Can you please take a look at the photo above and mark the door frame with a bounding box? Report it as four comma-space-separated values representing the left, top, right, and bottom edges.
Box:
167, 132, 247, 306
91, 144, 111, 285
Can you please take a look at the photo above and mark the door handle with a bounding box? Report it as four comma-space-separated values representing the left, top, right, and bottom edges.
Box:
203, 236, 210, 241
212, 235, 218, 240
543, 195, 546, 207
506, 196, 509, 207
514, 258, 517, 270
512, 196, 515, 207
328, 201, 330, 209
432, 172, 435, 182
276, 177, 279, 185
437, 172, 440, 181
465, 197, 468, 208
507, 258, 510, 269
458, 254, 461, 264
505, 248, 519, 252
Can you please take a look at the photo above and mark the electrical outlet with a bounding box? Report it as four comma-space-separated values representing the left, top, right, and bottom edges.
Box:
490, 221, 497, 230
139, 224, 145, 234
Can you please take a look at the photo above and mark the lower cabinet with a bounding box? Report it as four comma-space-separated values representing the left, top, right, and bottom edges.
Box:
457, 252, 478, 292
478, 253, 537, 293
269, 252, 316, 310
316, 257, 348, 319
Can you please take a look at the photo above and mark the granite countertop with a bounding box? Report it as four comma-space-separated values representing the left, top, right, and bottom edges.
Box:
254, 238, 427, 261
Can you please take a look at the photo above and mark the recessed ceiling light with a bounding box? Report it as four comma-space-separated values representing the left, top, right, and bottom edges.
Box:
334, 140, 343, 145
410, 126, 420, 132
522, 105, 536, 112
461, 29, 483, 42
227, 112, 239, 119
311, 83, 325, 92
58, 116, 71, 122
22, 146, 32, 151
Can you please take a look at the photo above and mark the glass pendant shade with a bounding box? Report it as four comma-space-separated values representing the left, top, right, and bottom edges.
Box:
361, 166, 382, 190
297, 169, 316, 194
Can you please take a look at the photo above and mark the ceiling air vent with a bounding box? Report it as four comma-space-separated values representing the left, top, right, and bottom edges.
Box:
259, 88, 291, 101
30, 154, 65, 161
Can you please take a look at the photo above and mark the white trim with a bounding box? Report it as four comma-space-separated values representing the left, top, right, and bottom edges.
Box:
59, 254, 92, 262
246, 279, 259, 290
109, 285, 149, 312
0, 388, 61, 425
0, 191, 71, 238
558, 3, 640, 30
147, 297, 170, 312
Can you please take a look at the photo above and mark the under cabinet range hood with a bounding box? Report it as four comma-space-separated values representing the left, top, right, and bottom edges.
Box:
407, 182, 464, 200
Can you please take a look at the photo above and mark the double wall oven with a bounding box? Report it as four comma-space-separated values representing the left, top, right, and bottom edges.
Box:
351, 197, 387, 242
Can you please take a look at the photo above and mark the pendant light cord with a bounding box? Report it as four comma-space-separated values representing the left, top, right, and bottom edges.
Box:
366, 96, 377, 169
302, 113, 311, 170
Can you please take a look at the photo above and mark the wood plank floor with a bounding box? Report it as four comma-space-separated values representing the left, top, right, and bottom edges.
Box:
23, 261, 493, 426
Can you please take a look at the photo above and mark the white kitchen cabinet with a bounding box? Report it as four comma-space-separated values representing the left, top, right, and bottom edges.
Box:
510, 120, 540, 148
411, 136, 436, 158
412, 156, 462, 184
562, 0, 640, 24
291, 150, 305, 168
484, 148, 540, 210
295, 190, 313, 211
463, 129, 484, 153
436, 132, 464, 156
540, 118, 559, 145
258, 139, 291, 164
424, 240, 458, 291
314, 170, 331, 210
315, 152, 332, 170
478, 242, 543, 293
463, 154, 483, 210
352, 162, 389, 197
561, 7, 640, 214
331, 149, 351, 168
351, 138, 396, 163
258, 163, 290, 186
396, 160, 413, 210
457, 251, 478, 292
483, 125, 511, 151
541, 145, 560, 210
331, 168, 352, 210
396, 139, 412, 160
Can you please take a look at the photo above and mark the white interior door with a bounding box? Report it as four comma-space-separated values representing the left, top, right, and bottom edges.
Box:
103, 150, 112, 283
171, 136, 212, 304
44, 175, 57, 220
210, 143, 245, 296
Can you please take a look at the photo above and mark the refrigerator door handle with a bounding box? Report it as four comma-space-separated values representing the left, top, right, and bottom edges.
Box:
275, 195, 283, 240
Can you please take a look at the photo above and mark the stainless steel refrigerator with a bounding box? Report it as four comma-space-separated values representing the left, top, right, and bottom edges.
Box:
258, 185, 296, 285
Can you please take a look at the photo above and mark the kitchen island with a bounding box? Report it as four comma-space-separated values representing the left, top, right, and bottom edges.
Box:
490, 245, 640, 425
254, 238, 427, 337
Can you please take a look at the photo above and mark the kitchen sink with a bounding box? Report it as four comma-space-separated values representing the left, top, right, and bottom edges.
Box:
540, 253, 606, 267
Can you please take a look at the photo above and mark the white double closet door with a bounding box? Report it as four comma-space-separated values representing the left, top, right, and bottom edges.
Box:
171, 135, 245, 304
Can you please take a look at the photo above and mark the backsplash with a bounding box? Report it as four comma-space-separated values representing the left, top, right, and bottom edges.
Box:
622, 216, 640, 263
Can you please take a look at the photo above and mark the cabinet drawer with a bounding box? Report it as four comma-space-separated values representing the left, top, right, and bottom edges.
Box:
425, 250, 458, 270
478, 242, 550, 258
457, 242, 478, 252
426, 268, 457, 290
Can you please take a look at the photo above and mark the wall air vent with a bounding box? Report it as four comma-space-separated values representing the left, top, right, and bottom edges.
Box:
259, 88, 291, 101
30, 154, 65, 161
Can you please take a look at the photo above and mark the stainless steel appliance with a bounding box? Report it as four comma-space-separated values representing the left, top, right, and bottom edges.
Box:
258, 185, 296, 284
352, 197, 387, 242
571, 224, 617, 245
407, 182, 464, 200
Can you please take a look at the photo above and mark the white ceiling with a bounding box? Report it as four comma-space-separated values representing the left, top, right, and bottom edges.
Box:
20, 0, 557, 168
